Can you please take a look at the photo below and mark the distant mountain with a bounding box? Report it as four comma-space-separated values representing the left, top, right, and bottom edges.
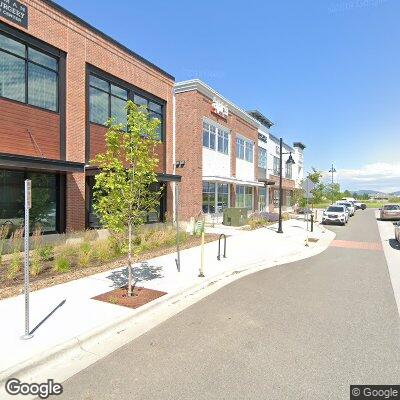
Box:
352, 190, 384, 195
391, 191, 400, 196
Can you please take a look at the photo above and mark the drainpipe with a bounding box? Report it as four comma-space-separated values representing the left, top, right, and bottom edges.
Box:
172, 88, 177, 223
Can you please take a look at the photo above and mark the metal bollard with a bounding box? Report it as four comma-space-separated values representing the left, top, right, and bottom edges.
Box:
311, 214, 314, 232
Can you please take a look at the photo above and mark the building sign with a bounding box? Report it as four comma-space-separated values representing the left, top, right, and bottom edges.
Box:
211, 97, 229, 118
0, 0, 28, 28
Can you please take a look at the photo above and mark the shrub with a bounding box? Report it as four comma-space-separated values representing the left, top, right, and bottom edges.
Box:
31, 252, 43, 277
92, 239, 114, 262
0, 224, 9, 267
77, 242, 92, 268
38, 244, 54, 261
248, 217, 270, 230
7, 253, 22, 280
53, 256, 70, 273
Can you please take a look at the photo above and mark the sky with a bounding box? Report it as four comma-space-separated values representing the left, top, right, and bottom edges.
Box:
56, 0, 400, 193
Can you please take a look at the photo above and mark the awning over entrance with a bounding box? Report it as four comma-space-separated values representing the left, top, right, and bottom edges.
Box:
0, 153, 84, 173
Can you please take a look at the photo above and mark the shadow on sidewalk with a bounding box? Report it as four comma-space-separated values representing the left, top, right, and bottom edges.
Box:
106, 262, 164, 288
30, 299, 66, 335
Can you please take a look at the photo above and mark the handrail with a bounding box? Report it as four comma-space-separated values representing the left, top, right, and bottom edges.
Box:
217, 234, 227, 260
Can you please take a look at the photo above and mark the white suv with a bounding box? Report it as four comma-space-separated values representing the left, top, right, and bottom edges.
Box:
336, 201, 355, 216
322, 205, 348, 225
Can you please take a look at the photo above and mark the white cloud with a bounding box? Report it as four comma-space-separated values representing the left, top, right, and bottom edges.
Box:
322, 162, 400, 193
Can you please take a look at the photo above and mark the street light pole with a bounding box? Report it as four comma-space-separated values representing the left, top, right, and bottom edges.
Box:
277, 138, 295, 234
329, 163, 336, 204
277, 138, 284, 233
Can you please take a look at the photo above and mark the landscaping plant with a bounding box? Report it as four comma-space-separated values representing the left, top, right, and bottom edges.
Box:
91, 101, 162, 297
6, 227, 24, 280
0, 224, 9, 267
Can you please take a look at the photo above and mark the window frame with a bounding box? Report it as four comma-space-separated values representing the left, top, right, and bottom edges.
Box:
236, 137, 253, 162
0, 29, 59, 113
87, 68, 165, 141
258, 147, 267, 169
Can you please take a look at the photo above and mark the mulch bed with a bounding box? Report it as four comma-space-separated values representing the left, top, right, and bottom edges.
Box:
0, 233, 219, 300
93, 286, 167, 309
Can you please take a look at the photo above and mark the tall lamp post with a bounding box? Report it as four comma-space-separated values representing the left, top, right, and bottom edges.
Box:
329, 163, 336, 204
277, 138, 296, 234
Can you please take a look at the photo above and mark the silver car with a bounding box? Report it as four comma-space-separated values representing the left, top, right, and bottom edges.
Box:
380, 204, 400, 221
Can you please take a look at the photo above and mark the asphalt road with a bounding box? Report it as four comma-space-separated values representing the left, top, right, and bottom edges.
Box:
57, 209, 400, 400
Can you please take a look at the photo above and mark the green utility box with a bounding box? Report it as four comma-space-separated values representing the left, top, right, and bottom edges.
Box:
223, 208, 248, 226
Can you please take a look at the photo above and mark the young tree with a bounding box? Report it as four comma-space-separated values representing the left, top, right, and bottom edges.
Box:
307, 168, 324, 208
91, 101, 161, 297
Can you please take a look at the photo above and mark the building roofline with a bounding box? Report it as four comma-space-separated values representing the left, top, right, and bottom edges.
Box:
41, 0, 174, 81
174, 79, 260, 128
268, 133, 294, 152
293, 142, 306, 150
247, 110, 274, 128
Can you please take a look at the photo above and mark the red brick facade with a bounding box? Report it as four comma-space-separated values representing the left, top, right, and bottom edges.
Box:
0, 0, 174, 232
175, 87, 259, 220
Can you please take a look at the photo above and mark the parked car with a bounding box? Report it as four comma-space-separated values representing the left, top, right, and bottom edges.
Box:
394, 222, 400, 244
342, 197, 366, 210
380, 204, 400, 221
322, 205, 348, 225
336, 201, 355, 216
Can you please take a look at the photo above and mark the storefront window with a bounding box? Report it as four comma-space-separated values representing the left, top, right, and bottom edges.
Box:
259, 187, 267, 211
0, 170, 58, 233
236, 185, 253, 210
202, 182, 216, 214
0, 32, 59, 111
217, 183, 229, 212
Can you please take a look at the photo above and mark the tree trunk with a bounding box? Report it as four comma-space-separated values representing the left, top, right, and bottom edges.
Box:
127, 220, 133, 297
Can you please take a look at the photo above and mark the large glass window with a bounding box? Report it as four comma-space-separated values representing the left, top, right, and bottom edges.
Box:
236, 137, 253, 162
217, 128, 229, 154
236, 185, 253, 210
0, 170, 58, 233
203, 121, 229, 154
202, 182, 216, 214
203, 122, 216, 150
259, 187, 267, 211
89, 74, 164, 140
0, 32, 58, 111
273, 156, 280, 175
217, 183, 229, 212
258, 147, 267, 169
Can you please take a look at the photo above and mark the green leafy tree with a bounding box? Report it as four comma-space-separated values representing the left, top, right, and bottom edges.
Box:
325, 182, 341, 203
307, 168, 324, 207
91, 101, 161, 296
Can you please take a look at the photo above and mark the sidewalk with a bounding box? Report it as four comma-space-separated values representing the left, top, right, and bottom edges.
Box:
0, 218, 334, 389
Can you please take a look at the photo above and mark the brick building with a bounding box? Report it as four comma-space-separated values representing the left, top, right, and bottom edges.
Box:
174, 81, 306, 220
174, 80, 264, 221
0, 0, 178, 234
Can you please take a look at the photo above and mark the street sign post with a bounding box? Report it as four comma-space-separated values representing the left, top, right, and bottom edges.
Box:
21, 179, 33, 340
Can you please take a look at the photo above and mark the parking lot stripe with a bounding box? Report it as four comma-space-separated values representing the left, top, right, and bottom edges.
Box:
330, 240, 383, 252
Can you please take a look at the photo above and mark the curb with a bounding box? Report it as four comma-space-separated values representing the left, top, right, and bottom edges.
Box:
0, 226, 335, 388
